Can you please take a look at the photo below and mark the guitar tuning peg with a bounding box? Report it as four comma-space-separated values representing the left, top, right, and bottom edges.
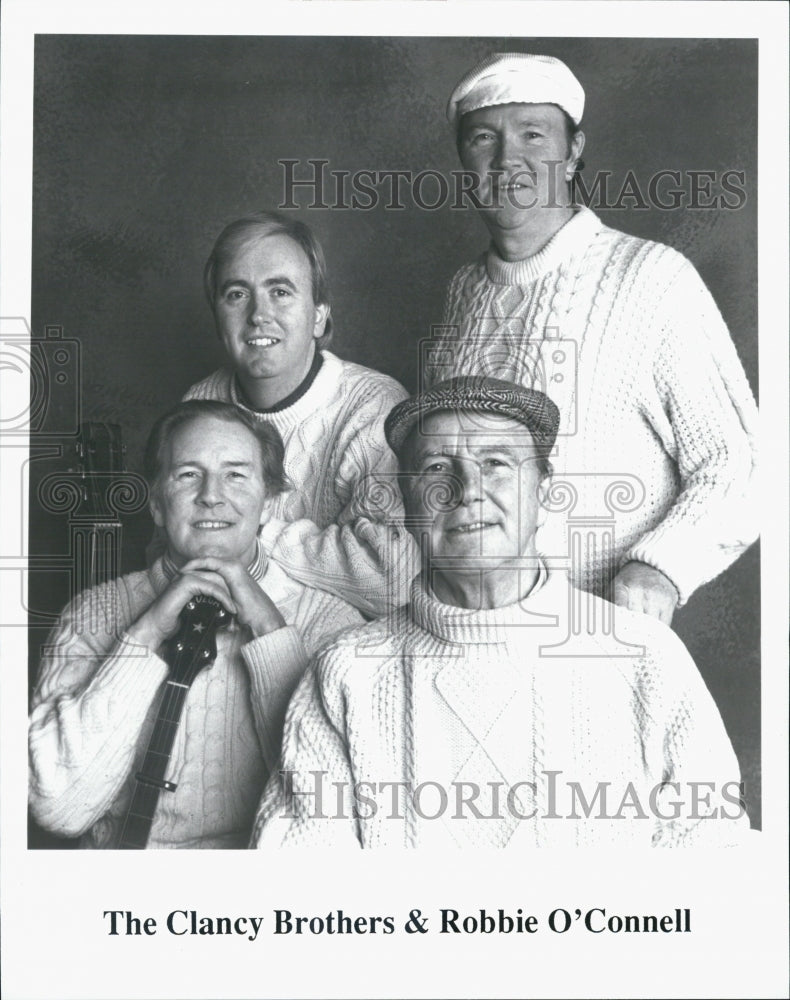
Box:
186, 601, 195, 610
202, 649, 211, 658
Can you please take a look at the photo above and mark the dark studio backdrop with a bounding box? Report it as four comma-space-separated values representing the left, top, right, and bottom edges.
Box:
28, 35, 760, 842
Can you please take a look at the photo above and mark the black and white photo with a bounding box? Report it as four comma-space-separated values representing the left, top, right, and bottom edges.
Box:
1, 3, 787, 999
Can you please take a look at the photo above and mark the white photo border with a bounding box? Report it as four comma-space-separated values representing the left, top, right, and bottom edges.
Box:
1, 3, 787, 999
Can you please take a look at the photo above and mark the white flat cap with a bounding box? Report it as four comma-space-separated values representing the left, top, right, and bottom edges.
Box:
447, 52, 585, 129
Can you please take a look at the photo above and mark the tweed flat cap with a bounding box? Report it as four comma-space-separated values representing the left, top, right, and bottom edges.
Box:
384, 376, 560, 454
447, 52, 585, 129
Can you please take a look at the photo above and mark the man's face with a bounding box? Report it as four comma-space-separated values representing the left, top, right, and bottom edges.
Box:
402, 410, 548, 577
213, 231, 328, 397
458, 102, 584, 232
151, 415, 269, 567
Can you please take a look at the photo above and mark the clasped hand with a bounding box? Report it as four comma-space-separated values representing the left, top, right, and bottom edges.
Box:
129, 557, 285, 650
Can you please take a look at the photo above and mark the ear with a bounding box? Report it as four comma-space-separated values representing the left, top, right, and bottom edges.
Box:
312, 302, 330, 340
258, 493, 274, 522
567, 129, 586, 176
150, 490, 165, 529
257, 491, 282, 532
535, 475, 552, 528
399, 473, 416, 519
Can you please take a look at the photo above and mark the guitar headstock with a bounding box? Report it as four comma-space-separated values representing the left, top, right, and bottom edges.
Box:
72, 421, 125, 518
164, 595, 232, 686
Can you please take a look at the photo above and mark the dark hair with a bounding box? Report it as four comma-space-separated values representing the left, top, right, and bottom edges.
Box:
144, 400, 289, 497
456, 103, 585, 178
204, 210, 333, 349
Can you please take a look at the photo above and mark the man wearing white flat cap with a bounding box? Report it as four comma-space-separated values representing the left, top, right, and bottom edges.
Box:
431, 51, 758, 624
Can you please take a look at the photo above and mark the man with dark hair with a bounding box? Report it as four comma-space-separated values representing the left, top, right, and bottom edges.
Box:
29, 401, 362, 849
430, 52, 758, 624
252, 378, 748, 849
186, 211, 415, 616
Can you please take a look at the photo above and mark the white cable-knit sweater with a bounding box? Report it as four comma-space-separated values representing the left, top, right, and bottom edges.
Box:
184, 350, 415, 616
28, 558, 363, 848
430, 208, 758, 603
252, 570, 748, 848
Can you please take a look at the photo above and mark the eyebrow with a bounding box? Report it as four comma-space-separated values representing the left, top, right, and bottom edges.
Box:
472, 444, 525, 456
218, 275, 299, 295
171, 459, 256, 470
412, 448, 447, 464
467, 445, 533, 464
463, 115, 551, 134
411, 444, 530, 464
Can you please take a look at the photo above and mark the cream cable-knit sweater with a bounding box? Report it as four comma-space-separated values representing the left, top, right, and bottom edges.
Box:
252, 570, 747, 848
185, 351, 415, 616
430, 208, 758, 603
29, 558, 363, 848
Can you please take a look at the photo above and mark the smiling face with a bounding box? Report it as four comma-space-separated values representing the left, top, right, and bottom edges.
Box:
213, 231, 329, 408
402, 410, 549, 591
150, 415, 269, 567
459, 102, 584, 241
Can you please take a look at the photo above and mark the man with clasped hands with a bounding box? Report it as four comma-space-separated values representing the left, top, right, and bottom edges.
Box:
29, 400, 362, 848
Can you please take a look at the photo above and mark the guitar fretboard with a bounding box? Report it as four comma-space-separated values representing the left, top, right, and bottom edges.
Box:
118, 681, 191, 849
117, 596, 228, 849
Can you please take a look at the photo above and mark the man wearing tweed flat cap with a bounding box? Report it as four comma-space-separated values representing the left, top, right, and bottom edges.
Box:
429, 51, 758, 626
251, 379, 748, 848
384, 375, 560, 455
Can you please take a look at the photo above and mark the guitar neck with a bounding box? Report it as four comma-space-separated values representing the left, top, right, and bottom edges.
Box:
118, 681, 190, 850
73, 421, 126, 590
117, 595, 229, 849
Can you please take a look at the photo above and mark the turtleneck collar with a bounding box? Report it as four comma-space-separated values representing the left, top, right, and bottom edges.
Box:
485, 206, 603, 286
232, 349, 324, 415
411, 561, 561, 645
226, 350, 339, 434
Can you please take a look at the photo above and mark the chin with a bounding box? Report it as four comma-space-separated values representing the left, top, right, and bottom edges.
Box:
431, 556, 502, 573
185, 541, 243, 561
242, 361, 278, 380
485, 207, 534, 230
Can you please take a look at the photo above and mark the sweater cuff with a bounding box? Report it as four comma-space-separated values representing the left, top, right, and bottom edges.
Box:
623, 525, 714, 607
90, 633, 170, 709
258, 519, 288, 555
241, 625, 308, 694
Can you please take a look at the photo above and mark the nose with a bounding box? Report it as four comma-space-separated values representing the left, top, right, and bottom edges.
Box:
492, 131, 522, 170
250, 292, 273, 327
196, 473, 224, 508
457, 461, 483, 505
